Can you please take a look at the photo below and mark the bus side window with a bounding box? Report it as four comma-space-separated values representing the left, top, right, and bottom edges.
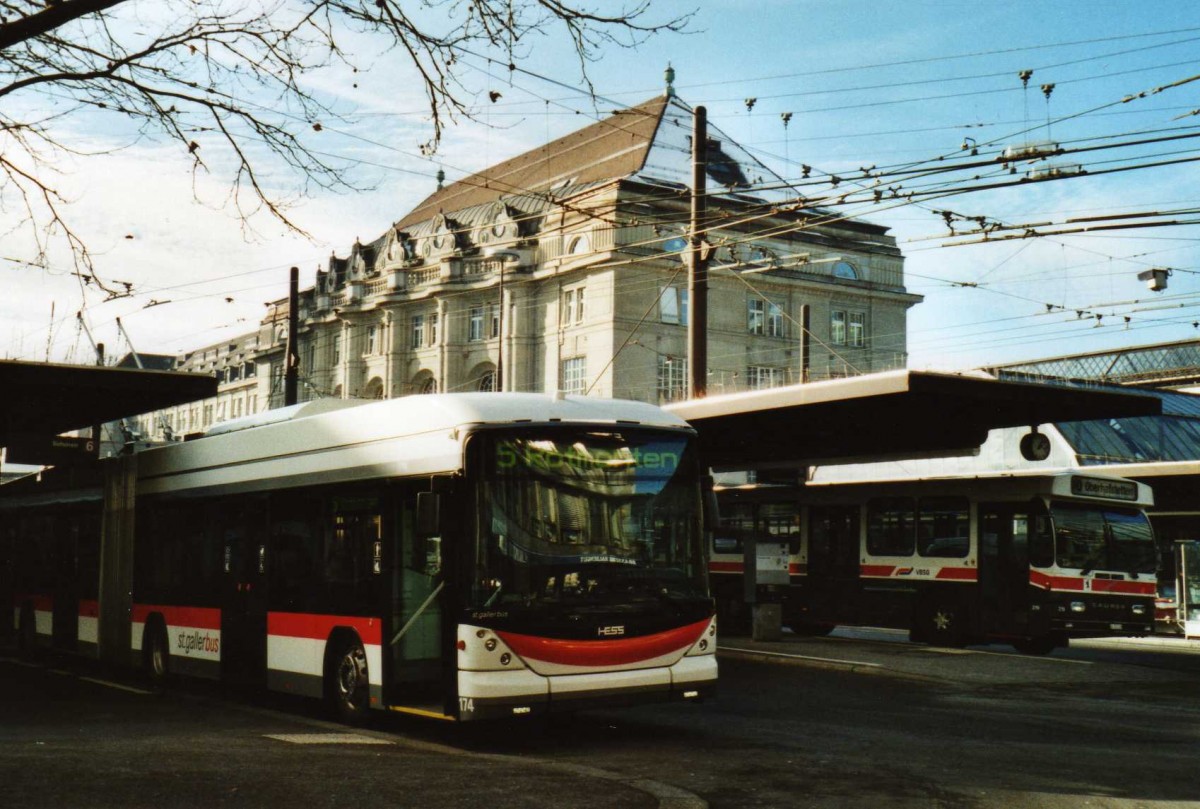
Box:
715, 501, 754, 555
867, 497, 916, 557
917, 496, 969, 558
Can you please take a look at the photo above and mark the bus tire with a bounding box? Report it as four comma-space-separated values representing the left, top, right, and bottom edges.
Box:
789, 622, 835, 637
17, 604, 36, 655
142, 619, 170, 688
327, 634, 370, 724
1013, 635, 1058, 656
921, 598, 966, 647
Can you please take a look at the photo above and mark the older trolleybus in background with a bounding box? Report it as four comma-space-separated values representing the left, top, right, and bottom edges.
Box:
711, 472, 1157, 654
3, 393, 716, 721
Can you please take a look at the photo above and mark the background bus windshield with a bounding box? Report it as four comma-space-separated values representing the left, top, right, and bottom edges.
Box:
1050, 503, 1157, 577
472, 431, 706, 612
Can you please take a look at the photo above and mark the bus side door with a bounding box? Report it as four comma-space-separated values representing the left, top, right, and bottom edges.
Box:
220, 497, 269, 687
978, 504, 1030, 635
806, 505, 862, 624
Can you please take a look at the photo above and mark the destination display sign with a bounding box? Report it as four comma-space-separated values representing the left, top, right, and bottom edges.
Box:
1070, 475, 1139, 502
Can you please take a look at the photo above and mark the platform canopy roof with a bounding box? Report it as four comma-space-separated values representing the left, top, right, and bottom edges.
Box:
666, 369, 1163, 469
0, 360, 216, 458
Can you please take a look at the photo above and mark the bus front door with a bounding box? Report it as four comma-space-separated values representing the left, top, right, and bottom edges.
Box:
220, 499, 268, 688
978, 504, 1030, 636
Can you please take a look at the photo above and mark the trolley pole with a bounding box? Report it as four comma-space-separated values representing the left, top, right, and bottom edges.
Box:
284, 266, 299, 407
688, 105, 709, 400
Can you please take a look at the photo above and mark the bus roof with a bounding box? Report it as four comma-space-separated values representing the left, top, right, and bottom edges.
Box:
138, 393, 694, 497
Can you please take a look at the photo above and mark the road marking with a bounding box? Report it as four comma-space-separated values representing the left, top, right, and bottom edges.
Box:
265, 733, 394, 745
916, 646, 1093, 665
77, 676, 155, 695
721, 646, 882, 668
0, 658, 42, 669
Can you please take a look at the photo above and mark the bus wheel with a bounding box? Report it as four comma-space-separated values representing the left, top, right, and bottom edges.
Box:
328, 637, 370, 724
1013, 635, 1058, 656
923, 600, 966, 647
143, 621, 170, 688
789, 622, 835, 637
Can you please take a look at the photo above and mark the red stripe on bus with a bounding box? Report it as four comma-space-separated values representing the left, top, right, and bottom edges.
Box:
78, 599, 99, 618
15, 593, 53, 612
267, 612, 383, 645
709, 561, 744, 573
496, 619, 711, 668
935, 568, 978, 581
789, 563, 807, 575
131, 604, 222, 630
1088, 579, 1156, 596
860, 565, 895, 577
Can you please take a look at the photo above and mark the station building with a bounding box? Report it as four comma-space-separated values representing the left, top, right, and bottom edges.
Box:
127, 86, 919, 444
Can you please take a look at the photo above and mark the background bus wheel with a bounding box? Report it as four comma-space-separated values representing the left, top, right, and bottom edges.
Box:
143, 621, 170, 688
789, 622, 835, 637
328, 637, 370, 724
1013, 635, 1058, 656
923, 600, 966, 647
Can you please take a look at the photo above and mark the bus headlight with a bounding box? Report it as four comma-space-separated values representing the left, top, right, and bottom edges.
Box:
1131, 604, 1147, 616
1070, 601, 1087, 614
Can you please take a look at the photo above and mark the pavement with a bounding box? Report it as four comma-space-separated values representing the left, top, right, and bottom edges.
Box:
716, 626, 1200, 689
0, 646, 709, 809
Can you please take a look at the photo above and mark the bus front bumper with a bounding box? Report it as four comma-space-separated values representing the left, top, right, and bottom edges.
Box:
456, 655, 717, 722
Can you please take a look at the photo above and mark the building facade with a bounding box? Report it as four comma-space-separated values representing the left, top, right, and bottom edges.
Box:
135, 91, 920, 444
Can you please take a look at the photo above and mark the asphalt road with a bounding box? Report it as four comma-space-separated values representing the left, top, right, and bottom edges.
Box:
4, 632, 1200, 808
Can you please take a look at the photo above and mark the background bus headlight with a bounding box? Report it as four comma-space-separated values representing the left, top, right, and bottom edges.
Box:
1070, 601, 1087, 613
1131, 604, 1147, 616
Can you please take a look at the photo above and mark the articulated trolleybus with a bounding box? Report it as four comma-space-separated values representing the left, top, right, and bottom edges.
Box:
5, 393, 716, 721
712, 472, 1157, 654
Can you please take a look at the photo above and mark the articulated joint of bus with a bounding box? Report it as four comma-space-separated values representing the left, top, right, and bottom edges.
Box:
453, 617, 718, 721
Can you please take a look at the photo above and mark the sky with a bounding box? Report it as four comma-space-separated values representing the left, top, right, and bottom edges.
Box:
6, 0, 1200, 373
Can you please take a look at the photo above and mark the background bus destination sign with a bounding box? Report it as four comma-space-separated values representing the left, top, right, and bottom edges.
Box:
1070, 476, 1140, 502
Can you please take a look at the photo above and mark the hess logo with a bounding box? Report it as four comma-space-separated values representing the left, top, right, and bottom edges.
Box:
597, 625, 625, 637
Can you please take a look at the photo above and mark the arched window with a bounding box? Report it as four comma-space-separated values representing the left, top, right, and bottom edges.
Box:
832, 261, 859, 280
419, 377, 437, 394
477, 370, 496, 392
363, 377, 384, 400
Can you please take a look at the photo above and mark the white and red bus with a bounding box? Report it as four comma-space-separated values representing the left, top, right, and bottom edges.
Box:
711, 472, 1157, 654
4, 393, 716, 721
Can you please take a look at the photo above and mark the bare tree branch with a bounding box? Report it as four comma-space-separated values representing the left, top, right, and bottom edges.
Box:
0, 0, 692, 286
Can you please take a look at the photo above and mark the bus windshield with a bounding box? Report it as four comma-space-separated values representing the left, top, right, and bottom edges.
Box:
1049, 502, 1157, 578
471, 430, 706, 612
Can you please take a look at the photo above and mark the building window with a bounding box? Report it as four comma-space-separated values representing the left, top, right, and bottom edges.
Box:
560, 356, 587, 395
429, 312, 438, 346
477, 370, 495, 392
365, 324, 377, 355
420, 377, 437, 394
657, 356, 687, 403
660, 286, 688, 325
411, 314, 425, 348
489, 304, 501, 338
849, 312, 866, 348
468, 307, 485, 342
747, 365, 785, 390
562, 287, 585, 326
749, 298, 784, 336
333, 333, 342, 364
831, 310, 847, 345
